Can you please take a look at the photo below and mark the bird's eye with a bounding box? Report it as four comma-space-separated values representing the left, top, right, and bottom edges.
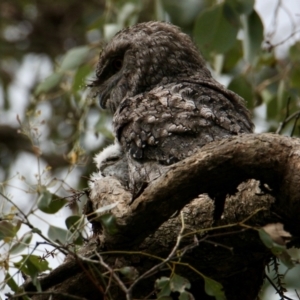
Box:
111, 57, 123, 72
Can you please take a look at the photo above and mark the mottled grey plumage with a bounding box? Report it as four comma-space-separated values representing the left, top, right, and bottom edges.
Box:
93, 21, 254, 196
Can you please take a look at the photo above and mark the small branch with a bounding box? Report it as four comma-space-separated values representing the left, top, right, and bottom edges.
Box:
127, 212, 186, 295
6, 291, 88, 300
95, 252, 129, 299
276, 108, 300, 135
290, 112, 300, 137
265, 275, 294, 300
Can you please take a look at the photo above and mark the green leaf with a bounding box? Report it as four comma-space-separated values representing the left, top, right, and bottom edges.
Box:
26, 255, 50, 272
100, 214, 119, 235
160, 0, 203, 27
223, 40, 243, 71
289, 41, 300, 62
204, 276, 225, 300
258, 51, 277, 67
278, 251, 295, 269
290, 63, 300, 89
179, 291, 194, 300
0, 221, 19, 241
118, 266, 139, 281
258, 228, 274, 248
72, 64, 92, 92
228, 75, 254, 109
48, 225, 68, 244
14, 255, 50, 291
156, 275, 194, 299
241, 10, 263, 64
14, 255, 51, 277
65, 215, 84, 245
37, 188, 67, 214
65, 215, 82, 231
156, 277, 171, 297
276, 80, 287, 113
10, 232, 33, 254
258, 228, 287, 255
34, 72, 63, 95
227, 0, 254, 15
5, 273, 20, 293
170, 274, 191, 292
223, 2, 240, 27
60, 46, 90, 71
265, 94, 278, 120
194, 3, 239, 56
269, 244, 285, 256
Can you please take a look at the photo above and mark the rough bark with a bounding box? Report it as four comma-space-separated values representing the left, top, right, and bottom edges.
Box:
13, 133, 300, 300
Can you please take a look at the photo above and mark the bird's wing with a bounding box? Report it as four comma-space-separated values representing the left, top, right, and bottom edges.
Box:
113, 81, 253, 163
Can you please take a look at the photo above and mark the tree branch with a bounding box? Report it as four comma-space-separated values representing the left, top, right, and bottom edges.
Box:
103, 133, 300, 248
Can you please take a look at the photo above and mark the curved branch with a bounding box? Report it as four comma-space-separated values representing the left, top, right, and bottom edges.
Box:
17, 133, 300, 300
104, 133, 300, 248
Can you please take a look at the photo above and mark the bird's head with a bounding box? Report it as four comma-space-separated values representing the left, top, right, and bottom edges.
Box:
92, 21, 212, 113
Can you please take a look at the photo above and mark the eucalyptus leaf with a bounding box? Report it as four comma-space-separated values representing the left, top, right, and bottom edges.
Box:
258, 228, 287, 255
204, 276, 225, 300
258, 228, 274, 248
278, 250, 295, 269
170, 274, 191, 292
194, 3, 239, 56
227, 0, 254, 15
72, 64, 93, 92
65, 215, 82, 231
48, 225, 68, 244
60, 46, 90, 71
14, 255, 50, 278
118, 266, 139, 280
0, 221, 19, 241
10, 232, 33, 254
156, 276, 171, 297
100, 214, 119, 235
5, 273, 20, 293
289, 41, 300, 62
65, 215, 84, 245
179, 291, 194, 300
34, 72, 63, 95
14, 255, 50, 292
241, 10, 263, 64
37, 188, 67, 214
228, 75, 254, 109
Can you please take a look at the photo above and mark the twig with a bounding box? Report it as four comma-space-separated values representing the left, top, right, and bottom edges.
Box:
272, 27, 300, 49
95, 252, 130, 299
6, 291, 88, 300
265, 274, 293, 300
127, 212, 186, 296
276, 109, 300, 134
0, 191, 67, 255
290, 112, 300, 137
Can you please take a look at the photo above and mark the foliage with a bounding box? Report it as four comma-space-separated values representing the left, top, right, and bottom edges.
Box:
1, 0, 300, 299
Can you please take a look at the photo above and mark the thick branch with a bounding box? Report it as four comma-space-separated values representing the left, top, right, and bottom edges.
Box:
105, 133, 300, 247
18, 132, 300, 299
